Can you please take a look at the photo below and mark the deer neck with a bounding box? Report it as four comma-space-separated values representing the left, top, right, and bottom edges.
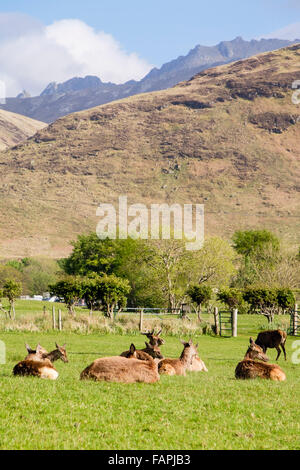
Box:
45, 350, 60, 362
180, 347, 193, 368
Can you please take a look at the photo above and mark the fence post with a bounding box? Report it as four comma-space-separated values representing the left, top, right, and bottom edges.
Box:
58, 309, 62, 331
214, 307, 220, 336
232, 309, 238, 337
52, 305, 56, 330
139, 308, 144, 332
293, 304, 298, 336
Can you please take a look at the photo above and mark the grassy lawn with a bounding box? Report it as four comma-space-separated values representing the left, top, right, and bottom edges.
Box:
0, 310, 300, 450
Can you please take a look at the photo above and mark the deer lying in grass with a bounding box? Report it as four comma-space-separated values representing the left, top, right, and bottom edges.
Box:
120, 342, 164, 361
25, 343, 69, 363
141, 329, 165, 346
13, 358, 59, 380
158, 339, 198, 376
235, 337, 286, 381
187, 355, 208, 372
80, 344, 160, 383
254, 329, 287, 361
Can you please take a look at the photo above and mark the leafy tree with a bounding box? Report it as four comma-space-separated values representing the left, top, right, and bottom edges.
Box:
233, 230, 279, 259
217, 288, 245, 312
2, 279, 22, 319
241, 287, 292, 324
49, 277, 83, 315
187, 285, 212, 321
93, 274, 131, 319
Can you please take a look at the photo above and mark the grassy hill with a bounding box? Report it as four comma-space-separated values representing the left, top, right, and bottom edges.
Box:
0, 44, 300, 259
0, 109, 46, 151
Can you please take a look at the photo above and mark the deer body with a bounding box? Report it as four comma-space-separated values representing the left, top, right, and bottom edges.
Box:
13, 359, 59, 380
188, 356, 208, 372
158, 340, 198, 376
235, 337, 286, 381
255, 330, 287, 361
80, 344, 159, 384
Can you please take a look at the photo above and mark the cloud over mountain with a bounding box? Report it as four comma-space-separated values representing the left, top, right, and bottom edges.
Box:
0, 13, 152, 96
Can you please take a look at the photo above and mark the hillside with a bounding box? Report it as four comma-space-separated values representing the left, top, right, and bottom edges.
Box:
0, 109, 46, 151
0, 44, 300, 259
0, 37, 297, 123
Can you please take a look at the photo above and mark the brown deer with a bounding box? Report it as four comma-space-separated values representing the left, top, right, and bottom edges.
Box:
120, 342, 164, 361
13, 358, 59, 380
188, 355, 208, 372
254, 329, 287, 361
25, 343, 68, 363
80, 344, 160, 383
141, 329, 164, 346
158, 339, 198, 376
235, 337, 286, 381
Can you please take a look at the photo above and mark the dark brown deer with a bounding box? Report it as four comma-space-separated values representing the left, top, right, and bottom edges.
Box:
80, 344, 160, 383
120, 342, 164, 361
13, 358, 59, 380
141, 329, 164, 347
254, 329, 287, 361
158, 339, 198, 376
235, 337, 286, 381
25, 343, 68, 363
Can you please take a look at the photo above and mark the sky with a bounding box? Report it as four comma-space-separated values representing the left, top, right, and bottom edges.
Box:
0, 0, 300, 96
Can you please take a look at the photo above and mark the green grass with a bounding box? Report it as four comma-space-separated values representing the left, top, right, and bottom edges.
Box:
0, 322, 300, 450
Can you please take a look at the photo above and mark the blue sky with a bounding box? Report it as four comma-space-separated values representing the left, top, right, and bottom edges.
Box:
1, 0, 300, 64
0, 0, 299, 95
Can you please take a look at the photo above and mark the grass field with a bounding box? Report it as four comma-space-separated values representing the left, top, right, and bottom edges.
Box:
0, 302, 299, 450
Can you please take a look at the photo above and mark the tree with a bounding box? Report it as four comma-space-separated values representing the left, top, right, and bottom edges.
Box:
187, 285, 212, 321
49, 277, 83, 315
232, 230, 280, 259
3, 279, 22, 319
217, 288, 245, 312
94, 274, 131, 319
241, 288, 294, 324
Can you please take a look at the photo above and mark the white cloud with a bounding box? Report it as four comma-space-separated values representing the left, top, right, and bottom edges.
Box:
0, 14, 153, 97
262, 22, 300, 40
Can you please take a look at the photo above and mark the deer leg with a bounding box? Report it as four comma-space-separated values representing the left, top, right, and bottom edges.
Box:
281, 344, 287, 361
275, 347, 281, 361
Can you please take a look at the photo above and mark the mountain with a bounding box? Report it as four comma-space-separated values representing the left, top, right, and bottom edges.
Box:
0, 109, 46, 151
0, 43, 299, 259
0, 37, 298, 123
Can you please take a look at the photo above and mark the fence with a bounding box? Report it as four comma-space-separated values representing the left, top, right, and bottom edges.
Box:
289, 304, 299, 336
213, 307, 238, 338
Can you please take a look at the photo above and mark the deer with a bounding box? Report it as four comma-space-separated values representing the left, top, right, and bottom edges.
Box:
254, 329, 287, 361
25, 343, 69, 363
235, 337, 286, 381
80, 344, 160, 384
158, 339, 198, 376
141, 329, 164, 347
13, 358, 59, 380
120, 342, 164, 362
187, 355, 208, 372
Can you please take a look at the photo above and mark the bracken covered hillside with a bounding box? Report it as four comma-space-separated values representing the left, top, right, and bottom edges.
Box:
0, 44, 300, 258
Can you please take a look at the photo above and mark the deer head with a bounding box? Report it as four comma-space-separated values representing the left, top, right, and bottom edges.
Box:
245, 337, 269, 362
141, 328, 165, 346
54, 343, 69, 363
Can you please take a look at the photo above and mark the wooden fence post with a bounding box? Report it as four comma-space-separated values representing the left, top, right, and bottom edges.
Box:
139, 308, 144, 332
52, 305, 56, 330
214, 307, 219, 336
58, 309, 62, 331
232, 309, 238, 337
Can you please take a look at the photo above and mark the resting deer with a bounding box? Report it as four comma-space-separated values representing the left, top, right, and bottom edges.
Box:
158, 339, 198, 376
235, 337, 286, 381
254, 329, 287, 361
13, 358, 59, 380
80, 344, 159, 383
141, 329, 164, 347
120, 342, 164, 361
25, 343, 68, 363
188, 355, 208, 372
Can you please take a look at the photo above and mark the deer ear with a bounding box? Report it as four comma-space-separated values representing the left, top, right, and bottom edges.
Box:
55, 343, 60, 349
129, 344, 136, 354
36, 344, 43, 353
180, 340, 187, 346
25, 344, 32, 353
249, 337, 254, 345
62, 344, 66, 348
